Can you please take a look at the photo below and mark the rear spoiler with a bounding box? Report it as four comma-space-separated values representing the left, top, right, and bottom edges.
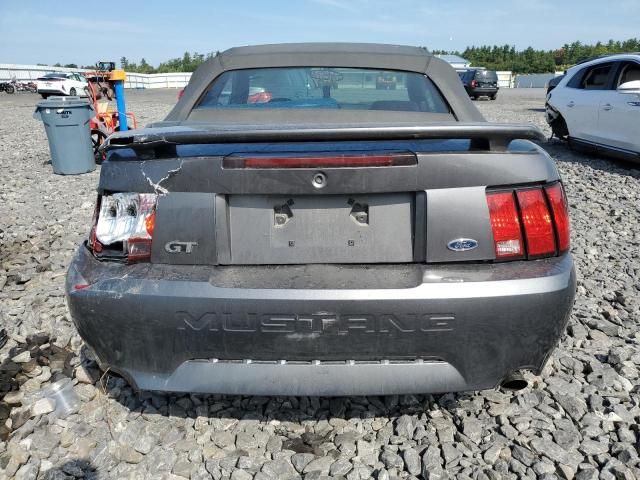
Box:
104, 123, 546, 153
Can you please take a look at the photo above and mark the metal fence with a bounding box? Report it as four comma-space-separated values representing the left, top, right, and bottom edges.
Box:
5, 63, 564, 90
0, 63, 191, 89
0, 63, 87, 81
514, 72, 564, 88
125, 72, 192, 89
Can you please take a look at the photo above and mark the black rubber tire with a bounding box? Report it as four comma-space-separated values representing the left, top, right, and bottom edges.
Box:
69, 87, 77, 96
551, 113, 569, 140
91, 130, 107, 164
5, 85, 15, 94
490, 94, 497, 100
41, 93, 49, 99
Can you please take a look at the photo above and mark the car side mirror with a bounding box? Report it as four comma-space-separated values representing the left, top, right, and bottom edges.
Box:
617, 80, 640, 95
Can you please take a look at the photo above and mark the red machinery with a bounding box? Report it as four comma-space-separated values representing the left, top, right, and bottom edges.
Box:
84, 62, 137, 161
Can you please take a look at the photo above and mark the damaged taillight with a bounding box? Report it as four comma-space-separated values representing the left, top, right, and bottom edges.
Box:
89, 193, 157, 262
487, 182, 570, 261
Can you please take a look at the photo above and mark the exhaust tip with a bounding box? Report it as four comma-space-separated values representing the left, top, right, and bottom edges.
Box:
500, 372, 528, 391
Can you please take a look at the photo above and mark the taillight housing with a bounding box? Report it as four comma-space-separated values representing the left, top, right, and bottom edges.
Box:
487, 183, 570, 261
471, 80, 478, 88
88, 193, 157, 263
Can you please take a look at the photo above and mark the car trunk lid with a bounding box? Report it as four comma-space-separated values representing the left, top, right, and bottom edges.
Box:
94, 122, 556, 266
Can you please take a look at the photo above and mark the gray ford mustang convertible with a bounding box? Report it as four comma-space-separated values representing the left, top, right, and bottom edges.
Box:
66, 43, 576, 396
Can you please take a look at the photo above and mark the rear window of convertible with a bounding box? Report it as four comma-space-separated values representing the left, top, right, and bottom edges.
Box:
194, 67, 450, 113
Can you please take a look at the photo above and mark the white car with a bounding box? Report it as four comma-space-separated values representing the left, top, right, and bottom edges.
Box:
36, 72, 89, 99
546, 53, 640, 162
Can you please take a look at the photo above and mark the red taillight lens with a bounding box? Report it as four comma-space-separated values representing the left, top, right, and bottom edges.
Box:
224, 152, 417, 169
545, 183, 570, 253
487, 183, 570, 261
127, 238, 153, 263
516, 189, 556, 257
471, 80, 478, 88
486, 192, 524, 258
178, 89, 185, 99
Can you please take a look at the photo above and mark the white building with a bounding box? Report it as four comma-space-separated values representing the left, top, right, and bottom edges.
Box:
435, 54, 471, 69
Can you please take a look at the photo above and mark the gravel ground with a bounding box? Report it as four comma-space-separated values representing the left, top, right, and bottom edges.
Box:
0, 88, 639, 480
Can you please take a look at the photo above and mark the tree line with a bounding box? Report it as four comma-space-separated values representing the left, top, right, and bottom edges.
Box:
119, 52, 217, 74
43, 38, 640, 75
434, 38, 640, 74
38, 51, 218, 74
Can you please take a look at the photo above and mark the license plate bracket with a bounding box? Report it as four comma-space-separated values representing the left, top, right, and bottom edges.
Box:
228, 193, 414, 264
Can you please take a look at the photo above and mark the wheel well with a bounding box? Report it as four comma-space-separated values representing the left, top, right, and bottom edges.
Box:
551, 112, 569, 140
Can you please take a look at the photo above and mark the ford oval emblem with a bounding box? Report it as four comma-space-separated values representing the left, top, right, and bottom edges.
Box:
447, 238, 479, 252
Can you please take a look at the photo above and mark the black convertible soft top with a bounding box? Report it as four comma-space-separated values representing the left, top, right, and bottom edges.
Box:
165, 43, 485, 124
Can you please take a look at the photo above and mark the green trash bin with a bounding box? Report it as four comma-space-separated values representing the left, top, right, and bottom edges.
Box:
33, 96, 96, 175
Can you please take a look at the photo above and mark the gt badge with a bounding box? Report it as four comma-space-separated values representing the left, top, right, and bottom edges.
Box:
165, 241, 198, 254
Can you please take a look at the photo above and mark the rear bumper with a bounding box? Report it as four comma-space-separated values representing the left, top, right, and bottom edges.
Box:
469, 88, 499, 96
37, 88, 87, 97
66, 246, 576, 395
38, 87, 66, 95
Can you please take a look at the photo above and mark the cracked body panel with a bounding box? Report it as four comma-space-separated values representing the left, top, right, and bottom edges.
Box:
140, 159, 184, 195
